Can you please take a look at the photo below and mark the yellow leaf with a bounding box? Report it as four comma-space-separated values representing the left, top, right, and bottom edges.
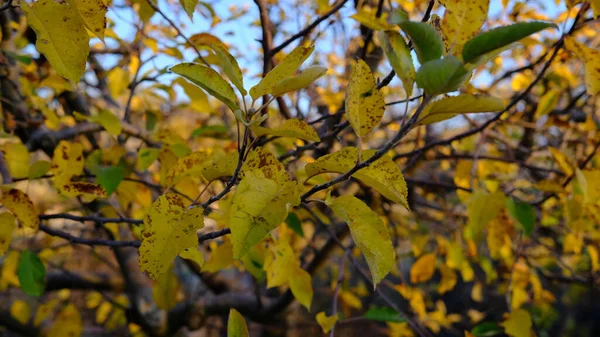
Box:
10, 300, 30, 324
138, 194, 205, 279
316, 312, 338, 334
179, 247, 204, 269
95, 301, 111, 324
203, 239, 234, 273
152, 265, 179, 310
171, 63, 240, 111
202, 151, 239, 182
228, 309, 249, 337
34, 299, 59, 326
328, 195, 395, 286
564, 37, 600, 95
2, 188, 39, 231
350, 9, 391, 30
265, 240, 296, 288
108, 67, 129, 97
306, 147, 409, 208
241, 147, 290, 184
578, 169, 600, 204
250, 45, 315, 100
59, 182, 107, 200
0, 212, 16, 255
410, 253, 436, 284
210, 44, 246, 95
174, 77, 213, 113
587, 245, 599, 272
439, 0, 489, 57
437, 264, 457, 294
549, 147, 574, 176
251, 118, 321, 142
89, 110, 122, 136
535, 89, 561, 116
68, 0, 107, 41
501, 309, 532, 337
52, 141, 85, 186
379, 30, 415, 96
417, 94, 505, 126
346, 59, 385, 137
179, 0, 198, 20
229, 169, 300, 258
271, 65, 327, 97
21, 0, 90, 83
48, 304, 83, 337
289, 266, 313, 310
85, 292, 103, 309
165, 150, 212, 186
1, 142, 29, 180
388, 321, 416, 337
466, 189, 505, 240
1, 250, 20, 291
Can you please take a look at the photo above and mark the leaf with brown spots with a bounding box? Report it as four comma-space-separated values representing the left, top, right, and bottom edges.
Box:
68, 0, 107, 41
138, 194, 204, 279
21, 0, 90, 83
305, 147, 409, 209
345, 59, 385, 137
1, 189, 39, 231
59, 182, 107, 200
51, 141, 85, 186
251, 118, 321, 142
0, 212, 16, 255
439, 0, 489, 58
564, 37, 600, 96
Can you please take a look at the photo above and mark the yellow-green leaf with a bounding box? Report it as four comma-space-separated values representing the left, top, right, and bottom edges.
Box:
68, 0, 107, 41
327, 195, 395, 286
251, 118, 321, 142
439, 0, 489, 57
202, 151, 239, 182
90, 110, 122, 136
179, 0, 198, 20
2, 189, 39, 231
346, 59, 385, 137
228, 169, 300, 258
210, 44, 246, 96
417, 95, 505, 126
535, 89, 561, 116
0, 212, 16, 255
228, 309, 249, 337
152, 265, 179, 310
48, 304, 83, 337
564, 37, 600, 95
203, 239, 234, 273
165, 150, 212, 186
316, 312, 339, 334
250, 45, 315, 100
138, 194, 205, 279
271, 65, 327, 97
171, 63, 240, 111
28, 161, 51, 180
179, 247, 205, 269
410, 253, 436, 284
350, 9, 392, 30
289, 266, 313, 310
22, 0, 90, 83
501, 309, 532, 337
1, 142, 29, 180
305, 147, 408, 208
467, 189, 505, 240
379, 31, 415, 96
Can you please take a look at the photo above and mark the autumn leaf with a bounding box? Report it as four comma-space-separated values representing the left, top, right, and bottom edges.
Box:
171, 63, 240, 111
466, 189, 505, 240
564, 36, 600, 95
48, 304, 83, 337
68, 0, 107, 41
210, 44, 246, 95
138, 194, 205, 279
316, 312, 338, 333
271, 65, 328, 97
1, 142, 29, 180
228, 309, 249, 337
251, 118, 321, 142
152, 265, 179, 310
501, 309, 532, 337
2, 188, 39, 231
439, 0, 489, 57
416, 95, 505, 126
21, 0, 90, 83
51, 141, 85, 186
345, 59, 385, 137
0, 213, 16, 256
379, 30, 415, 96
179, 0, 198, 20
410, 253, 436, 284
328, 195, 395, 286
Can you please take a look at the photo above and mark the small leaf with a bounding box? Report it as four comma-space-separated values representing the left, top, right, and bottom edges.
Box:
316, 312, 338, 333
90, 110, 122, 136
59, 182, 107, 200
179, 0, 198, 20
506, 198, 535, 236
10, 300, 30, 324
28, 161, 51, 179
564, 37, 600, 96
467, 189, 505, 240
398, 21, 443, 64
364, 306, 406, 323
96, 166, 125, 195
0, 212, 16, 256
328, 195, 395, 286
17, 250, 46, 296
410, 253, 436, 284
228, 309, 249, 337
137, 148, 161, 171
417, 94, 505, 125
251, 118, 320, 142
21, 0, 90, 83
201, 151, 239, 182
471, 322, 503, 337
210, 44, 246, 95
191, 125, 230, 138
501, 309, 532, 337
462, 22, 557, 64
250, 45, 315, 100
52, 141, 85, 186
2, 188, 39, 231
47, 304, 82, 337
2, 142, 30, 180
179, 247, 204, 269
289, 266, 313, 310
285, 212, 304, 238
379, 30, 415, 96
272, 65, 327, 96
346, 59, 385, 137
535, 89, 561, 116
351, 9, 392, 30
415, 56, 470, 95
138, 194, 205, 279
171, 63, 240, 111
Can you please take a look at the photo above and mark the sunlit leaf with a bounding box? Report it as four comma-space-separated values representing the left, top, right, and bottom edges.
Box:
564, 37, 600, 95
346, 59, 385, 137
210, 44, 246, 95
501, 309, 531, 337
251, 118, 320, 142
2, 188, 39, 231
171, 63, 240, 111
439, 0, 489, 57
410, 253, 436, 284
272, 65, 327, 96
417, 94, 505, 125
68, 0, 107, 41
379, 30, 415, 96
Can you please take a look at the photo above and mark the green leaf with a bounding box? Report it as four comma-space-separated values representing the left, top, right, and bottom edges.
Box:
2, 50, 33, 65
137, 148, 160, 171
379, 30, 415, 96
179, 0, 198, 20
28, 160, 52, 179
228, 309, 249, 337
398, 21, 443, 64
462, 22, 557, 64
471, 322, 503, 337
506, 197, 535, 236
209, 44, 246, 96
17, 250, 46, 296
364, 306, 406, 323
191, 125, 230, 138
417, 94, 505, 126
97, 166, 125, 195
171, 63, 240, 111
285, 212, 304, 238
415, 56, 470, 95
